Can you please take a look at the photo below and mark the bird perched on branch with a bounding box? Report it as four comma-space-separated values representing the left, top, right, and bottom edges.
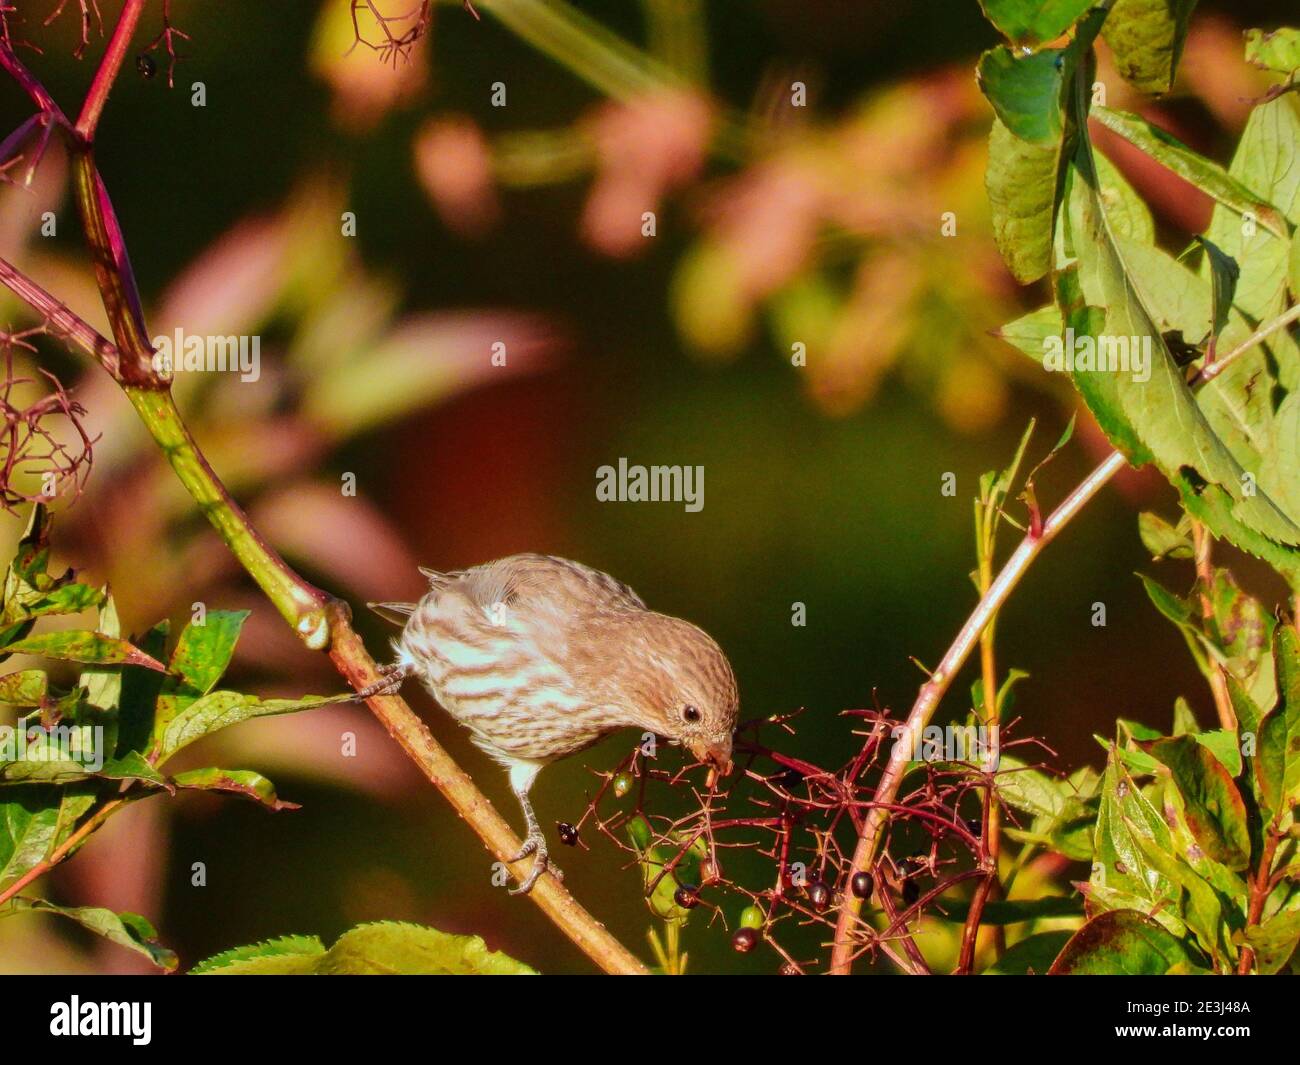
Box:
361, 554, 739, 894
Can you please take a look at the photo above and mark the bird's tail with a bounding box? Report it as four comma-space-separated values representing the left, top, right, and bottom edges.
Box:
367, 601, 416, 626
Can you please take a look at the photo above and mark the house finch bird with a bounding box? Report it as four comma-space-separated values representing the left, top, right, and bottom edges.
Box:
361, 554, 739, 894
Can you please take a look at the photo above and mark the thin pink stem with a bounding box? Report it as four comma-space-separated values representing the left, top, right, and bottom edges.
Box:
76, 0, 147, 139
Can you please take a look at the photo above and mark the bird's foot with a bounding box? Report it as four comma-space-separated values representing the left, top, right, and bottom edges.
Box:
350, 661, 414, 702
508, 830, 563, 895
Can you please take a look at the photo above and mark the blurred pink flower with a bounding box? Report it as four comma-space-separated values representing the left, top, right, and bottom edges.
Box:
581, 91, 714, 258
414, 116, 501, 237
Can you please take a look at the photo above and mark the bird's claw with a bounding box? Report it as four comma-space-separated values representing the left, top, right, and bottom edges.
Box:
508, 831, 562, 894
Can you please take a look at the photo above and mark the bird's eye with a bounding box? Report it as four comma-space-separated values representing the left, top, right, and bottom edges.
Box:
683, 705, 700, 723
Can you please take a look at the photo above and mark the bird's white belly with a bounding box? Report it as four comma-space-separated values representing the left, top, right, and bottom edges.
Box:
399, 626, 606, 764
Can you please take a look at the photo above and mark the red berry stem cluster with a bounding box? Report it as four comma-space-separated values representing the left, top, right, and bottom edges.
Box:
0, 332, 94, 514
572, 704, 1053, 974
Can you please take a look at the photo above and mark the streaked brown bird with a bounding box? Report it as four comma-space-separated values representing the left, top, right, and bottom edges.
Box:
362, 554, 739, 894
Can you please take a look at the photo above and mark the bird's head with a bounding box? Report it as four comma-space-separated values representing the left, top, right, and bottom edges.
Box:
614, 613, 739, 776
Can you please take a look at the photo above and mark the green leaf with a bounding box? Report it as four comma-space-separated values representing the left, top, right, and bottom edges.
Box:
978, 46, 1071, 146
1098, 734, 1162, 775
115, 619, 169, 758
1, 583, 103, 627
152, 611, 251, 744
1117, 718, 1163, 742
994, 303, 1063, 359
3, 897, 176, 970
315, 922, 536, 975
1229, 672, 1266, 744
1139, 575, 1191, 627
995, 667, 1030, 717
1003, 764, 1099, 861
1201, 97, 1300, 385
1196, 97, 1300, 542
1149, 735, 1251, 869
977, 0, 1096, 46
166, 610, 249, 698
987, 118, 1065, 284
193, 922, 536, 975
0, 508, 106, 650
1256, 625, 1300, 823
157, 690, 335, 763
1, 506, 54, 603
0, 786, 59, 891
1194, 236, 1240, 355
1092, 108, 1288, 239
1094, 149, 1155, 244
1237, 909, 1300, 974
79, 593, 123, 715
0, 734, 168, 786
1082, 880, 1186, 937
1139, 576, 1211, 681
983, 930, 1074, 974
1099, 0, 1198, 95
172, 768, 299, 811
1061, 95, 1300, 583
1244, 28, 1300, 75
1090, 748, 1178, 909
3, 630, 167, 672
0, 670, 49, 706
1048, 909, 1200, 973
1193, 729, 1242, 778
190, 935, 326, 974
1004, 801, 1098, 861
1127, 817, 1231, 966
49, 782, 96, 858
1171, 696, 1200, 735
1109, 237, 1295, 534
995, 754, 1069, 820
1203, 569, 1276, 710
1291, 219, 1300, 300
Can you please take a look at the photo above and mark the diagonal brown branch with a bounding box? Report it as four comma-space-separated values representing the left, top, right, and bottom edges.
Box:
0, 5, 648, 975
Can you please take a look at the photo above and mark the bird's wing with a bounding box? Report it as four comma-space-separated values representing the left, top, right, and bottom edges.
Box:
437, 554, 646, 618
367, 601, 417, 626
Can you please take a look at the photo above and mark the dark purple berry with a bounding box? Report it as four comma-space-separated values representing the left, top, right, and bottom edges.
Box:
731, 927, 758, 953
850, 871, 874, 899
807, 881, 831, 913
556, 822, 579, 846
778, 961, 801, 975
673, 885, 699, 910
136, 54, 157, 79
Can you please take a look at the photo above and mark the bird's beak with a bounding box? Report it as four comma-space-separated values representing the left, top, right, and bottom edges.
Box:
688, 737, 733, 780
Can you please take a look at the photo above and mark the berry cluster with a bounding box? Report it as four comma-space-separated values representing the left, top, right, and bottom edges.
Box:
569, 704, 1049, 973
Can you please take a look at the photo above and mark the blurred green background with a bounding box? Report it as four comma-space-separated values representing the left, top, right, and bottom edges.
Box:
0, 0, 1291, 973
